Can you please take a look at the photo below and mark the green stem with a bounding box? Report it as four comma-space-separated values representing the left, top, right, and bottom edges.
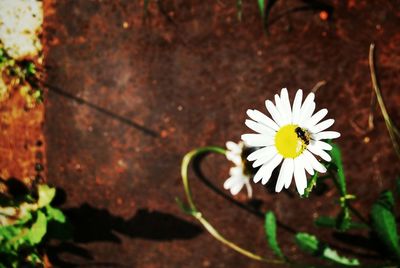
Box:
236, 0, 243, 21
328, 169, 369, 227
180, 146, 285, 264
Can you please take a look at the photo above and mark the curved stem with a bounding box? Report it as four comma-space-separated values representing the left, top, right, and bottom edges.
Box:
369, 43, 400, 160
180, 146, 285, 264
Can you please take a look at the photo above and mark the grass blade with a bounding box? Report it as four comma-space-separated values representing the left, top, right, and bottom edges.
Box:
369, 43, 400, 160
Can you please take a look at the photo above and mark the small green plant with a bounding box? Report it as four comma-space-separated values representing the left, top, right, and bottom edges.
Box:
0, 44, 43, 107
0, 184, 70, 267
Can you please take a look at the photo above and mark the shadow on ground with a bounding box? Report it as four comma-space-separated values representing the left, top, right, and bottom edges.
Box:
48, 189, 203, 266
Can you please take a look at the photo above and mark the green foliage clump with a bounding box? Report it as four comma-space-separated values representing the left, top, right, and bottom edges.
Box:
0, 184, 70, 267
0, 44, 43, 106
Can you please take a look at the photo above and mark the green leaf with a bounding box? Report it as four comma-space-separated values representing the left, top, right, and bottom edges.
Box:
370, 191, 400, 259
295, 233, 318, 254
45, 206, 66, 223
0, 225, 24, 252
37, 185, 56, 208
295, 232, 360, 266
32, 88, 44, 103
323, 247, 360, 267
315, 216, 368, 230
314, 216, 337, 228
27, 211, 47, 245
26, 251, 42, 265
257, 0, 265, 19
264, 211, 284, 259
25, 62, 36, 76
329, 143, 346, 195
0, 212, 35, 252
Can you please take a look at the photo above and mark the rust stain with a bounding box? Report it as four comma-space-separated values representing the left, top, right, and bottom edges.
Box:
0, 89, 45, 187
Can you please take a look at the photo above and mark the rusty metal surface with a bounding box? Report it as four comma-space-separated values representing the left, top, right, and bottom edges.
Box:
0, 78, 45, 189
43, 0, 400, 267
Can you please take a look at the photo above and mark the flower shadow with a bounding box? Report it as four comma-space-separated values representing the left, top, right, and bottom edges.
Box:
63, 203, 203, 243
48, 188, 203, 266
192, 153, 296, 234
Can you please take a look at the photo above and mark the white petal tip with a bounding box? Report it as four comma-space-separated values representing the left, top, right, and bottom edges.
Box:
253, 177, 261, 183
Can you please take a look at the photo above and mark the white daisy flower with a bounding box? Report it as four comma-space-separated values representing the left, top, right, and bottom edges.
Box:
241, 88, 340, 195
223, 141, 253, 198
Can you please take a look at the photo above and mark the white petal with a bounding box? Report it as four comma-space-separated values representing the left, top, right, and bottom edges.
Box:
261, 154, 283, 185
302, 150, 327, 173
275, 158, 293, 192
313, 131, 341, 140
246, 109, 280, 131
253, 154, 282, 184
241, 134, 274, 147
298, 154, 314, 175
229, 166, 243, 176
247, 146, 277, 161
299, 92, 315, 113
223, 176, 237, 189
224, 173, 248, 196
245, 120, 276, 136
311, 119, 335, 134
284, 158, 295, 189
226, 141, 241, 152
252, 149, 277, 168
292, 89, 303, 124
245, 181, 253, 198
280, 88, 292, 123
230, 182, 244, 195
265, 100, 285, 126
307, 144, 332, 162
253, 166, 266, 183
274, 94, 284, 117
275, 94, 290, 125
304, 108, 328, 129
298, 102, 316, 126
311, 140, 332, 151
294, 158, 307, 195
226, 152, 242, 166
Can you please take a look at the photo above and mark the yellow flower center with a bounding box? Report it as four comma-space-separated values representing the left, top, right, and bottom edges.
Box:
274, 124, 307, 158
